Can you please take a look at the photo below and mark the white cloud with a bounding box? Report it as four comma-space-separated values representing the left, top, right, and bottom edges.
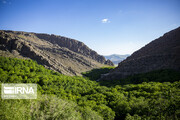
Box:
101, 18, 110, 23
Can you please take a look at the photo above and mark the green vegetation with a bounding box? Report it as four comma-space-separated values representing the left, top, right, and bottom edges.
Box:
82, 67, 180, 87
0, 56, 180, 120
99, 69, 180, 87
82, 66, 115, 80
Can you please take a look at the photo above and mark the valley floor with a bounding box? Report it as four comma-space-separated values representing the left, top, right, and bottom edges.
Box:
0, 56, 180, 120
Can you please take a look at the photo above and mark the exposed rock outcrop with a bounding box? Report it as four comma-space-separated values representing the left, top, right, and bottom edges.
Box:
34, 33, 111, 65
101, 27, 180, 80
104, 59, 114, 66
0, 30, 113, 76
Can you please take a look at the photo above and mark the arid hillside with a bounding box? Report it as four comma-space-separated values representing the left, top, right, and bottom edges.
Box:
0, 30, 113, 76
101, 27, 180, 80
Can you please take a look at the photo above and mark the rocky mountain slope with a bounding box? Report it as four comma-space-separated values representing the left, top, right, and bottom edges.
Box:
102, 27, 180, 80
0, 30, 113, 76
104, 54, 129, 65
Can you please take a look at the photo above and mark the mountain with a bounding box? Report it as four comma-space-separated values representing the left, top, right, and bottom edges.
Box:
0, 30, 114, 76
101, 27, 180, 80
104, 54, 129, 65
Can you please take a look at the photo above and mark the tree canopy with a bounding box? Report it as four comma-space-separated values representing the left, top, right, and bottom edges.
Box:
0, 56, 179, 120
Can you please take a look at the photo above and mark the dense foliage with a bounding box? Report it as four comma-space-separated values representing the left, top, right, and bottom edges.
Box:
0, 56, 180, 120
82, 67, 115, 80
82, 66, 180, 87
99, 69, 180, 87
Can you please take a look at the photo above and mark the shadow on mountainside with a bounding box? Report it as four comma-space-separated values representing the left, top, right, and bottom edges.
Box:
82, 67, 115, 81
82, 68, 180, 87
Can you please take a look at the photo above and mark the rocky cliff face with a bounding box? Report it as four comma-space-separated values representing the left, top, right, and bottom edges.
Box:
101, 27, 180, 80
34, 33, 109, 64
0, 30, 113, 76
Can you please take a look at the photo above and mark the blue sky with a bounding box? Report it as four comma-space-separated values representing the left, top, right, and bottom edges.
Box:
0, 0, 180, 55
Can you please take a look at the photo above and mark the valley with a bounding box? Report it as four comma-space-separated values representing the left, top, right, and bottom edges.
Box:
0, 27, 180, 120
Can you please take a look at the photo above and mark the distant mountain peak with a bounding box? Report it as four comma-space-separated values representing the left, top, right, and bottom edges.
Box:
104, 54, 129, 65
